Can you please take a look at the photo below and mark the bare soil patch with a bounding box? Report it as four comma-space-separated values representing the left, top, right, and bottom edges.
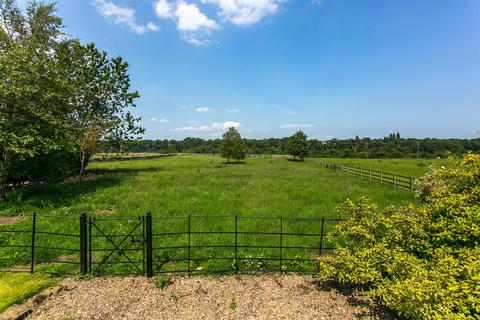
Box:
0, 216, 24, 225
28, 275, 397, 320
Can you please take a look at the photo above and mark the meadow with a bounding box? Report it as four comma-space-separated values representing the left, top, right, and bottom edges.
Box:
0, 155, 419, 274
0, 155, 425, 309
1, 155, 417, 217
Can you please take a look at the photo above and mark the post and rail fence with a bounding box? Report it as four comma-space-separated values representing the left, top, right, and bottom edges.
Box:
311, 160, 416, 191
0, 212, 342, 277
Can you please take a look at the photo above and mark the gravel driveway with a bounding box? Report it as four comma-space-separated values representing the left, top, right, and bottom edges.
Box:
28, 275, 395, 320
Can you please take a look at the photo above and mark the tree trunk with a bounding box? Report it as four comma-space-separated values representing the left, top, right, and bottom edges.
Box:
80, 151, 86, 177
227, 157, 230, 163
0, 185, 5, 201
0, 153, 7, 201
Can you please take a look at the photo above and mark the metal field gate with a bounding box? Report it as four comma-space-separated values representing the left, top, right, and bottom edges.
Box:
1, 213, 342, 276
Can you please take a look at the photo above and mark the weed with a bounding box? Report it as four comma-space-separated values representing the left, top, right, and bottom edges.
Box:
229, 297, 237, 311
155, 276, 173, 290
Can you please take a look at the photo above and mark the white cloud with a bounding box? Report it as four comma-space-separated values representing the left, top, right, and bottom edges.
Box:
175, 1, 219, 45
151, 0, 284, 45
279, 123, 315, 129
92, 0, 153, 34
147, 22, 160, 31
226, 108, 239, 113
196, 107, 212, 113
155, 0, 174, 18
151, 117, 169, 123
171, 120, 242, 132
201, 0, 281, 26
175, 1, 219, 31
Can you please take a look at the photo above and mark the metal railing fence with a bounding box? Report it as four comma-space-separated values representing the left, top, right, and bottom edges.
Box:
0, 213, 342, 277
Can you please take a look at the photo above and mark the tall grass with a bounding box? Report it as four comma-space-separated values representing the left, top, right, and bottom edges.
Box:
0, 156, 417, 274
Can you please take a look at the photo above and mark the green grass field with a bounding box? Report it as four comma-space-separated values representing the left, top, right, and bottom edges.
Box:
0, 155, 420, 276
0, 273, 53, 312
316, 157, 448, 177
1, 155, 415, 216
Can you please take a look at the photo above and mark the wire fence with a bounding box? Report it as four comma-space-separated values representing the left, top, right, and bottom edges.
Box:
0, 213, 342, 277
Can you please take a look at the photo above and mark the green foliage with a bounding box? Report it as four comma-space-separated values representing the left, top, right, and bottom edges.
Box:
67, 41, 143, 175
0, 0, 72, 199
319, 153, 480, 319
229, 297, 237, 311
287, 131, 308, 160
0, 0, 143, 199
119, 137, 480, 159
155, 276, 173, 290
219, 127, 246, 162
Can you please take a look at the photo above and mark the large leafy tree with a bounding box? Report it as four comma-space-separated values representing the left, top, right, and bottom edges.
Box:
0, 0, 144, 200
0, 0, 72, 199
287, 130, 308, 160
67, 42, 144, 175
220, 127, 246, 163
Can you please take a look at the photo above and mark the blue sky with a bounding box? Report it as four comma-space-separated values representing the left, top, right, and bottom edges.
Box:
31, 0, 480, 139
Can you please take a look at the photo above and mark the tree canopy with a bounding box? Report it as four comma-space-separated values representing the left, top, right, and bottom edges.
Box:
118, 136, 480, 158
287, 131, 308, 160
0, 0, 143, 199
219, 127, 246, 163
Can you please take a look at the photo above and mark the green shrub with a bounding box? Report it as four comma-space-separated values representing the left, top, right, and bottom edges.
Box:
154, 276, 173, 290
319, 153, 480, 319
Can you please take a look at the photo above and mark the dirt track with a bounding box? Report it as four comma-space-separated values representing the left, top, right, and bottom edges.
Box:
28, 275, 396, 320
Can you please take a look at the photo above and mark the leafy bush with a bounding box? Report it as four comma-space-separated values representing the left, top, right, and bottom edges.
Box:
319, 153, 480, 319
155, 276, 173, 290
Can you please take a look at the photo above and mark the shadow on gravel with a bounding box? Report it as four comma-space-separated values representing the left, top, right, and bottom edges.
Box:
312, 279, 404, 320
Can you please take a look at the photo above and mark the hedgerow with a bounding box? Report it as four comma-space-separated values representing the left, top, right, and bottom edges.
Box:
320, 153, 480, 319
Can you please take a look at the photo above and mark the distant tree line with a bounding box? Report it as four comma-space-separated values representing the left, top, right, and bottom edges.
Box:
119, 135, 479, 159
0, 1, 142, 200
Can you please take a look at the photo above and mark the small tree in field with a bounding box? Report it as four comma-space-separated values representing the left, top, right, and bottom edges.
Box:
287, 131, 308, 160
220, 127, 246, 163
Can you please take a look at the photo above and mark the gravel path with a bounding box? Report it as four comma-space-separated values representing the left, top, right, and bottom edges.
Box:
29, 275, 395, 320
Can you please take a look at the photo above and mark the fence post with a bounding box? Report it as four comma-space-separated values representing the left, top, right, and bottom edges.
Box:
380, 171, 383, 183
145, 212, 153, 278
279, 216, 283, 272
234, 215, 238, 274
319, 218, 325, 257
80, 212, 87, 275
369, 169, 372, 181
410, 177, 414, 192
88, 216, 92, 273
30, 213, 37, 274
360, 167, 363, 179
393, 174, 396, 188
187, 215, 191, 275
